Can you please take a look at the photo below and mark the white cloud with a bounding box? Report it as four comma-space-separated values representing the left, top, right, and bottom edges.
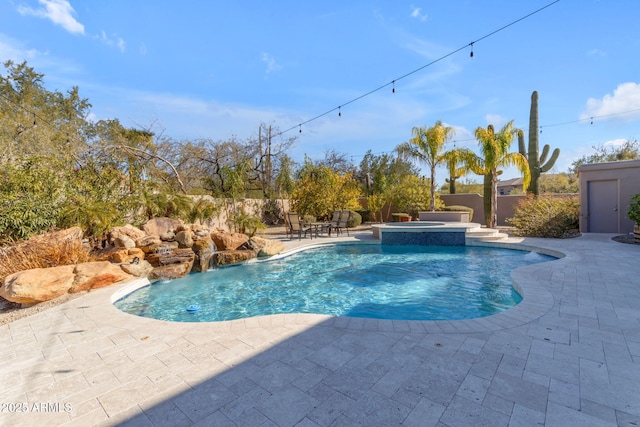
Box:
410, 6, 427, 22
96, 31, 126, 53
603, 138, 628, 147
17, 0, 85, 35
581, 82, 640, 122
261, 52, 282, 75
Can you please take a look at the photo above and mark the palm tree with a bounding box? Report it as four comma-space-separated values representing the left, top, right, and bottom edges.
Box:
471, 121, 530, 228
443, 148, 475, 194
397, 121, 455, 211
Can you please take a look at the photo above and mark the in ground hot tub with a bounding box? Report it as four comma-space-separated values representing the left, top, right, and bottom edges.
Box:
372, 221, 478, 245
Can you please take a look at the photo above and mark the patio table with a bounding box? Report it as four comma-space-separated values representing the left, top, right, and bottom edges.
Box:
307, 222, 331, 237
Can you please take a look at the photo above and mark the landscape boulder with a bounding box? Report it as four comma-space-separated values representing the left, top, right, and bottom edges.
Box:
192, 235, 214, 272
147, 248, 195, 279
120, 259, 154, 277
141, 217, 184, 237
0, 265, 76, 304
109, 225, 146, 244
248, 237, 286, 257
71, 261, 134, 293
213, 250, 256, 267
211, 231, 249, 251
175, 230, 194, 248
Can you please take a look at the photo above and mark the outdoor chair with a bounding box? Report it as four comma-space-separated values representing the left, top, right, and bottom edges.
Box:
329, 210, 351, 236
287, 212, 314, 240
325, 210, 341, 236
283, 212, 293, 239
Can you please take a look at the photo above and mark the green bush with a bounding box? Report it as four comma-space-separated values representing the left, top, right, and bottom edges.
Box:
347, 210, 362, 227
628, 194, 640, 224
506, 195, 579, 238
440, 205, 473, 222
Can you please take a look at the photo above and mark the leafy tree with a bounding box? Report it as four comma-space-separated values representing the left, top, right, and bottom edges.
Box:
358, 150, 417, 221
389, 175, 442, 219
316, 149, 356, 175
440, 178, 485, 195
0, 158, 64, 243
539, 173, 579, 194
470, 121, 530, 228
570, 139, 639, 172
275, 154, 295, 199
291, 159, 361, 220
397, 121, 455, 211
358, 150, 417, 195
0, 60, 91, 165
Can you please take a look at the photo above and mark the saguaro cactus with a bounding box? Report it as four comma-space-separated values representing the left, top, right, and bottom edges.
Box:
518, 90, 560, 195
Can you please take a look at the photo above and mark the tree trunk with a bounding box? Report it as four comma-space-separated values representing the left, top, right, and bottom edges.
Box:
483, 174, 492, 227
430, 165, 436, 211
490, 169, 498, 228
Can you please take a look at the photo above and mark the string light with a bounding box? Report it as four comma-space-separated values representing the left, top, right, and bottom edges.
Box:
338, 106, 342, 117
392, 80, 395, 93
280, 0, 561, 138
469, 42, 474, 58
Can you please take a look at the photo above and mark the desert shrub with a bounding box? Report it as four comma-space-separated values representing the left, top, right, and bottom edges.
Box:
440, 205, 473, 221
229, 212, 266, 237
507, 195, 579, 238
0, 238, 95, 282
347, 211, 362, 227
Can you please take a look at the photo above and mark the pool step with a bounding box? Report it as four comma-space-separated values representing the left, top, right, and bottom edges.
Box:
465, 227, 510, 244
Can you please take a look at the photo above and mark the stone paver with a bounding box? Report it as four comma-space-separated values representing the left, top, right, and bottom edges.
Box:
1, 232, 639, 426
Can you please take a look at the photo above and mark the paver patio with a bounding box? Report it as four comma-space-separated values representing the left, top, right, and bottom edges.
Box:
1, 232, 639, 426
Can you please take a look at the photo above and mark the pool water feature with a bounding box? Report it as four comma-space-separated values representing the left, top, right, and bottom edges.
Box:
114, 244, 555, 322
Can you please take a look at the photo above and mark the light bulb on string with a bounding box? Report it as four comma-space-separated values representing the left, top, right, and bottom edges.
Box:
469, 42, 474, 58
299, 125, 302, 133
338, 106, 341, 117
392, 80, 395, 93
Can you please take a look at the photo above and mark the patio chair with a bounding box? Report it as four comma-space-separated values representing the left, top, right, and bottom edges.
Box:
283, 212, 293, 239
287, 212, 314, 240
330, 210, 351, 236
325, 210, 341, 236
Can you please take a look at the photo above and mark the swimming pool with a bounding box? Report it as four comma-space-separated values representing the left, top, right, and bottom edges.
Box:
114, 244, 554, 322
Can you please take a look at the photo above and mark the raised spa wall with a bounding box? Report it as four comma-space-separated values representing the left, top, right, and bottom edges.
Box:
418, 211, 470, 222
371, 221, 475, 246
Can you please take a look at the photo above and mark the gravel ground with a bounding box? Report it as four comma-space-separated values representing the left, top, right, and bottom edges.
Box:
0, 291, 87, 326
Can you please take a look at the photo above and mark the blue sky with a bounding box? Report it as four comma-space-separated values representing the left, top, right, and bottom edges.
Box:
1, 0, 639, 183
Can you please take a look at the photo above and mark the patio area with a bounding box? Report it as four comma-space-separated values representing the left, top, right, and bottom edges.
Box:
1, 230, 639, 426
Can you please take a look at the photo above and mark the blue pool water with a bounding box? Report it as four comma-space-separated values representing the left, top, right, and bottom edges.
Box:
114, 244, 554, 322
